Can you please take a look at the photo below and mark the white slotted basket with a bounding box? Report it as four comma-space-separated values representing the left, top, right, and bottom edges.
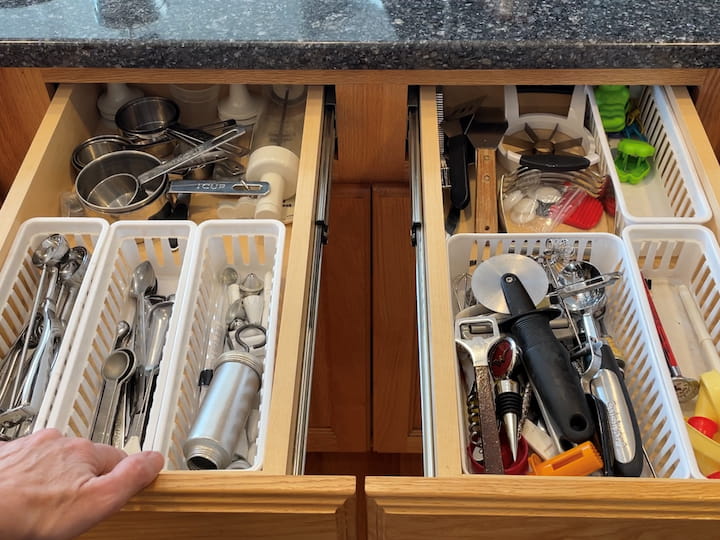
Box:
448, 232, 696, 478
46, 220, 197, 447
623, 224, 720, 478
151, 219, 285, 471
587, 85, 712, 231
0, 217, 110, 432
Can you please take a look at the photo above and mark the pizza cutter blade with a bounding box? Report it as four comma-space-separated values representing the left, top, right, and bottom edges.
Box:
471, 253, 548, 313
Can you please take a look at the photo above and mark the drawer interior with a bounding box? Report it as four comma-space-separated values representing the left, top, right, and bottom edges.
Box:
417, 84, 720, 480
0, 82, 327, 475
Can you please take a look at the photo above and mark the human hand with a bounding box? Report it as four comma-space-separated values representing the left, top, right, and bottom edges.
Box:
0, 428, 164, 540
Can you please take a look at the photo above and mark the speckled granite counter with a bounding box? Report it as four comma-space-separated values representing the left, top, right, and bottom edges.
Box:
0, 0, 719, 69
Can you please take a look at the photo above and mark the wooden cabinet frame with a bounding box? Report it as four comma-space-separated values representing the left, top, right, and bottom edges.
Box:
2, 66, 720, 539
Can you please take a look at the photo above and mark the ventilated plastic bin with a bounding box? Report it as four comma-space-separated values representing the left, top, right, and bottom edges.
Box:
150, 219, 285, 471
448, 232, 697, 478
588, 86, 712, 231
46, 220, 197, 447
0, 217, 109, 432
624, 224, 720, 428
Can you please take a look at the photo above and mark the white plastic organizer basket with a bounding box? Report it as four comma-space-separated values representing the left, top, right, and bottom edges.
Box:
0, 217, 110, 432
151, 219, 285, 471
588, 86, 711, 230
45, 220, 197, 446
448, 232, 697, 478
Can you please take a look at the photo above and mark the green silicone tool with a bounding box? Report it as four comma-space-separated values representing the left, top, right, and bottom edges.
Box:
595, 85, 630, 133
615, 138, 655, 184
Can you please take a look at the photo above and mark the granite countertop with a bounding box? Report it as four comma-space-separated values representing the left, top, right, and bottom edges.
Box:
0, 0, 719, 69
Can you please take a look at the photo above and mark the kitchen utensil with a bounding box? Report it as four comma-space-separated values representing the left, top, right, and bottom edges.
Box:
75, 150, 169, 219
455, 316, 504, 474
167, 179, 270, 196
500, 272, 595, 446
99, 126, 245, 203
466, 110, 507, 233
471, 253, 548, 314
71, 134, 132, 172
115, 96, 246, 157
556, 261, 644, 477
678, 284, 720, 375
183, 351, 263, 470
441, 117, 471, 234
641, 277, 699, 402
499, 85, 599, 171
129, 260, 157, 373
90, 348, 136, 444
217, 84, 263, 125
125, 299, 173, 453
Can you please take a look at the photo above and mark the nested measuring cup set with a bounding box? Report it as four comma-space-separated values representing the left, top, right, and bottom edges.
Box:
71, 88, 306, 223
0, 217, 285, 472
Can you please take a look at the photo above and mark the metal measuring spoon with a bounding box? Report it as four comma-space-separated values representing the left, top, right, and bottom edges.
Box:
90, 348, 136, 445
13, 235, 70, 402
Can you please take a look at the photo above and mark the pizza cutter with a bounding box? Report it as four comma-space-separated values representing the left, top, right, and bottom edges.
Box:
471, 253, 548, 314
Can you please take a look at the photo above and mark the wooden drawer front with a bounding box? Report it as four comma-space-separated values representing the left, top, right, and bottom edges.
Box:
372, 85, 720, 538
0, 83, 356, 538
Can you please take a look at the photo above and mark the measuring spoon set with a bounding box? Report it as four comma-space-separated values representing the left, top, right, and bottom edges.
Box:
0, 232, 93, 439
90, 260, 175, 452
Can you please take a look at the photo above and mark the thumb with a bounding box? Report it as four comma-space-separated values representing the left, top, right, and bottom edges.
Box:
84, 451, 164, 516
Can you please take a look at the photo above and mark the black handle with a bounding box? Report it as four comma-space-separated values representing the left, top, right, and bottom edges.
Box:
519, 154, 591, 172
447, 133, 470, 210
501, 274, 595, 445
591, 343, 644, 477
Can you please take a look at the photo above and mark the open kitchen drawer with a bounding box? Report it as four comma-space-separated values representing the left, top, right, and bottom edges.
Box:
0, 83, 356, 539
366, 86, 720, 539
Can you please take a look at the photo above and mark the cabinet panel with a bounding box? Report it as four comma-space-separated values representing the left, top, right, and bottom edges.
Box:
371, 184, 422, 453
0, 69, 49, 199
308, 184, 372, 452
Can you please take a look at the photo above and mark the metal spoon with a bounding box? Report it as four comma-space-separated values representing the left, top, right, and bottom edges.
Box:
129, 260, 156, 370
125, 299, 173, 453
14, 235, 70, 403
90, 348, 136, 445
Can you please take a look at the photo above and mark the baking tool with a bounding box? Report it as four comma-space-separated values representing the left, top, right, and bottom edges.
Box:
500, 272, 595, 445
90, 348, 136, 445
75, 150, 171, 220
183, 351, 263, 470
466, 111, 507, 233
100, 126, 245, 202
217, 84, 263, 125
71, 134, 132, 172
557, 261, 644, 477
678, 284, 720, 375
246, 86, 305, 220
167, 179, 270, 196
640, 277, 699, 402
471, 253, 548, 314
528, 441, 603, 476
615, 138, 655, 184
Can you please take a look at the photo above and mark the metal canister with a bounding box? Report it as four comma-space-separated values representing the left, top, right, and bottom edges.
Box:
183, 351, 263, 470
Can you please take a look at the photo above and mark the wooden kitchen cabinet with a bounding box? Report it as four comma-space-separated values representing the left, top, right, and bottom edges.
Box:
308, 183, 422, 454
2, 67, 720, 540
